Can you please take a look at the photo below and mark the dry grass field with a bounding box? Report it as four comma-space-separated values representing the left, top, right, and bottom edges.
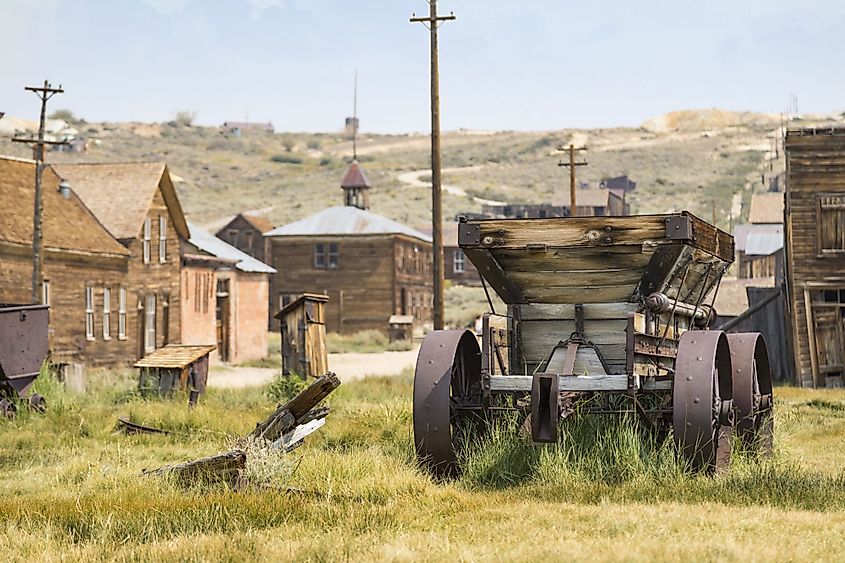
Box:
2, 368, 845, 561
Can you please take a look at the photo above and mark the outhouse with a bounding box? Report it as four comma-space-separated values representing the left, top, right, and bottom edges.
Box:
276, 293, 329, 378
134, 344, 216, 406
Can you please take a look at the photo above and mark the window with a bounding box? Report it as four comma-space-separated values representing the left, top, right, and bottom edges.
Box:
453, 250, 465, 273
102, 288, 111, 340
315, 242, 339, 268
158, 216, 167, 263
144, 294, 156, 353
41, 279, 50, 306
143, 217, 151, 264
118, 288, 127, 339
227, 229, 239, 247
817, 195, 845, 255
85, 286, 94, 340
245, 230, 254, 250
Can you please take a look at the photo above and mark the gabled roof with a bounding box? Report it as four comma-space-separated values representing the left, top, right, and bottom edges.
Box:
51, 162, 189, 241
748, 193, 784, 224
264, 206, 432, 243
0, 156, 128, 258
240, 213, 274, 233
340, 160, 371, 189
188, 222, 276, 274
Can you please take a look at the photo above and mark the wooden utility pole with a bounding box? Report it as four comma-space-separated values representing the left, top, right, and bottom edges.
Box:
411, 1, 455, 330
12, 80, 64, 304
557, 144, 587, 217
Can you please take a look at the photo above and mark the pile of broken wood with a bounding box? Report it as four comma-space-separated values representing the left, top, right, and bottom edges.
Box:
142, 372, 340, 488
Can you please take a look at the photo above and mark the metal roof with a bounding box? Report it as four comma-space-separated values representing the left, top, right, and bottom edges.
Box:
733, 223, 782, 252
341, 160, 371, 188
187, 222, 276, 274
264, 206, 432, 242
745, 231, 784, 256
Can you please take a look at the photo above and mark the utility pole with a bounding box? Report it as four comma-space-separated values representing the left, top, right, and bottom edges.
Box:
556, 144, 587, 216
12, 80, 64, 304
411, 1, 455, 331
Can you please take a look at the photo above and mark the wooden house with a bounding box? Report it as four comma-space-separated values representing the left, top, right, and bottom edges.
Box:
0, 156, 130, 366
264, 161, 433, 333
478, 188, 628, 219
442, 222, 480, 285
784, 128, 845, 387
215, 213, 274, 263
734, 224, 784, 281
52, 162, 188, 361
183, 222, 275, 363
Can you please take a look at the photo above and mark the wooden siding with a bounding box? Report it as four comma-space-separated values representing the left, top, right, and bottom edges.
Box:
785, 130, 845, 387
215, 215, 269, 263
268, 234, 432, 334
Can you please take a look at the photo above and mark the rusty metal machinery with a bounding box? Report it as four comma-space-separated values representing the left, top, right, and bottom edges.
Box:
0, 304, 49, 417
413, 213, 775, 476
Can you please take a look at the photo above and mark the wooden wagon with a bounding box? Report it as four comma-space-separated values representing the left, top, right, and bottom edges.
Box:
413, 212, 774, 475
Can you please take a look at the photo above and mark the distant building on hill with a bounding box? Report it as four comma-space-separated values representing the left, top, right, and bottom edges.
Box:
221, 121, 274, 136
473, 187, 628, 219
264, 160, 433, 333
599, 175, 636, 192
344, 117, 359, 139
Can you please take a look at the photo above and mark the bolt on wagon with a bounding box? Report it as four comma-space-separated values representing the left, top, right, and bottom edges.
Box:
413, 212, 774, 476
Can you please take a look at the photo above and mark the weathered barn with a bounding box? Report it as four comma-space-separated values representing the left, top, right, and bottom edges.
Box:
52, 162, 188, 360
215, 213, 274, 263
183, 223, 275, 363
784, 127, 845, 387
733, 223, 784, 281
0, 156, 130, 366
264, 161, 433, 333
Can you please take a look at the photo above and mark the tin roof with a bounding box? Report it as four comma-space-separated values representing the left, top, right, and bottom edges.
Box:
340, 160, 371, 189
745, 231, 784, 256
134, 344, 216, 369
748, 193, 784, 224
733, 223, 782, 252
0, 156, 129, 258
264, 206, 432, 242
187, 222, 276, 274
51, 162, 189, 240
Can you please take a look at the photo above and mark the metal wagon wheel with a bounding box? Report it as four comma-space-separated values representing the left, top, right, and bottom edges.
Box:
413, 330, 483, 477
727, 333, 774, 456
0, 397, 16, 419
673, 330, 734, 473
27, 393, 47, 413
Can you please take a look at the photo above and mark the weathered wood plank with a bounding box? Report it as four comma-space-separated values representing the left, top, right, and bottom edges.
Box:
489, 374, 629, 392
250, 372, 340, 442
518, 302, 637, 321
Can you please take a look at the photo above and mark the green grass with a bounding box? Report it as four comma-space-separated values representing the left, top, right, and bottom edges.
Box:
2, 368, 845, 561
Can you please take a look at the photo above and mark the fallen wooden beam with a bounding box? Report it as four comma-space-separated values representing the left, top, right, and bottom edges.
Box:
143, 449, 246, 487
250, 372, 340, 443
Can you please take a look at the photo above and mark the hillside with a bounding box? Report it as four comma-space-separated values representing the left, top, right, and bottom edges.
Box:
1, 109, 842, 234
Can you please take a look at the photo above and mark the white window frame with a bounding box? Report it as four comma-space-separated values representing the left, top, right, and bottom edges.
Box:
328, 242, 339, 268
118, 288, 127, 340
314, 243, 326, 268
158, 215, 167, 263
85, 286, 95, 340
143, 216, 151, 264
144, 294, 156, 353
102, 287, 111, 340
453, 250, 465, 273
41, 279, 50, 306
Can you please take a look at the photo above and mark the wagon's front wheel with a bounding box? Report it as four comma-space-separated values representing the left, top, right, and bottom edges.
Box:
673, 330, 734, 473
413, 330, 483, 477
727, 333, 774, 455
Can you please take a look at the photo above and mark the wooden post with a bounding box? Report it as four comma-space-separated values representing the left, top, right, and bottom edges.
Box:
411, 2, 455, 331
556, 144, 587, 218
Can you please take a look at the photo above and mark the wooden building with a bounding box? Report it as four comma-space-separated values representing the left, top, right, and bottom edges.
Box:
784, 127, 845, 387
0, 156, 130, 366
734, 224, 784, 281
182, 223, 275, 364
276, 293, 328, 378
442, 222, 480, 285
52, 162, 188, 361
264, 161, 433, 333
215, 213, 274, 263
478, 187, 628, 219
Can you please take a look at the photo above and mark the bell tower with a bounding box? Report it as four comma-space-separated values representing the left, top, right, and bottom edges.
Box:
341, 160, 371, 210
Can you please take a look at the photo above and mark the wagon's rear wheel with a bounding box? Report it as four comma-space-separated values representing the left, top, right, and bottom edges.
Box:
0, 398, 16, 419
727, 333, 774, 456
413, 330, 483, 477
673, 330, 733, 473
27, 393, 47, 413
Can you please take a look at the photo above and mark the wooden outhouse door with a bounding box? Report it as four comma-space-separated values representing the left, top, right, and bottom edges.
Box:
809, 289, 845, 384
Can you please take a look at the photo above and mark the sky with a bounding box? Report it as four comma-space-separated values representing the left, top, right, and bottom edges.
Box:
1, 0, 843, 133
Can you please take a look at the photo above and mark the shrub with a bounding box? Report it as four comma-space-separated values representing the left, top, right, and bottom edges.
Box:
270, 154, 303, 164
174, 110, 196, 127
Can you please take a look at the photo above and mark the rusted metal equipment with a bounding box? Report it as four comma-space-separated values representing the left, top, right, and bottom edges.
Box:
277, 293, 329, 379
0, 304, 49, 417
413, 212, 775, 476
135, 344, 215, 406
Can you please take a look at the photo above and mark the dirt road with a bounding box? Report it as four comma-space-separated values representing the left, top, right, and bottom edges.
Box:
207, 346, 420, 389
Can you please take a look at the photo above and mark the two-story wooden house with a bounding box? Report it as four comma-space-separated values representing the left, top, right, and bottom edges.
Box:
52, 162, 188, 360
0, 156, 130, 366
264, 161, 433, 333
215, 213, 274, 263
784, 128, 845, 387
